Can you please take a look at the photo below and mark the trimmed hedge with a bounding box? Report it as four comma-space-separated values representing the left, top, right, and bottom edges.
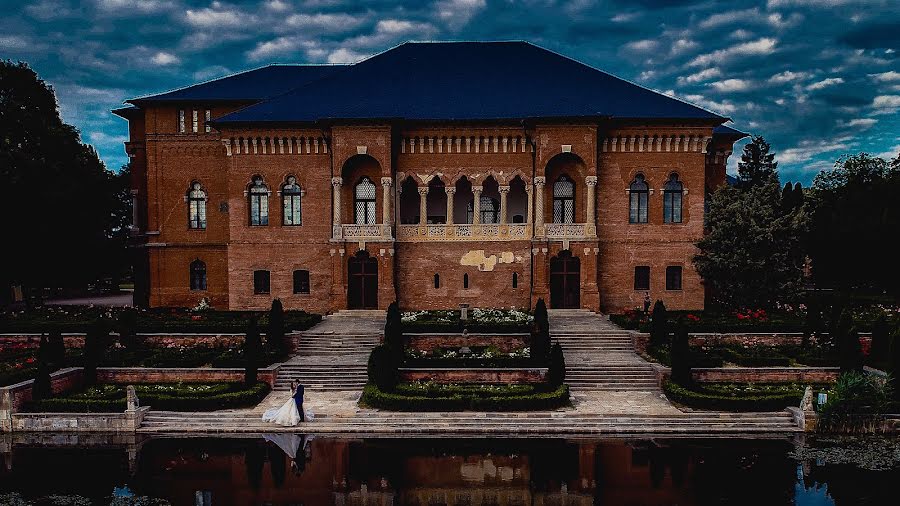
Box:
402, 321, 531, 334
403, 357, 541, 368
394, 382, 538, 397
23, 382, 270, 412
662, 380, 805, 412
360, 383, 570, 411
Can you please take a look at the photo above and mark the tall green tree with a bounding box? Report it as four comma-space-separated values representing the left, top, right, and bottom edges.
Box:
737, 136, 779, 189
807, 152, 899, 293
0, 61, 130, 299
694, 179, 807, 310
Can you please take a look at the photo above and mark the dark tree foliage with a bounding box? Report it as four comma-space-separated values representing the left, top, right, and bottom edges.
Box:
839, 327, 864, 374
694, 179, 807, 310
0, 61, 132, 298
869, 315, 890, 367
267, 299, 287, 357
31, 360, 52, 401
649, 300, 668, 350
117, 307, 140, 351
37, 334, 51, 365
532, 298, 550, 359
547, 342, 566, 388
737, 136, 779, 189
890, 329, 900, 402
802, 299, 823, 349
807, 152, 900, 294
48, 330, 65, 366
670, 318, 692, 386
243, 317, 262, 385
383, 301, 403, 353
781, 181, 804, 214
367, 344, 398, 391
82, 319, 109, 386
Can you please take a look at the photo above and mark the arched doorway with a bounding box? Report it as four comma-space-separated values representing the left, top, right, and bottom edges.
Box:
348, 251, 378, 309
550, 250, 580, 309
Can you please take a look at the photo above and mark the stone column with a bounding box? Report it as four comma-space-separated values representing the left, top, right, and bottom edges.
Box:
533, 177, 545, 235
498, 185, 510, 224
525, 184, 533, 225
445, 187, 456, 225
585, 176, 598, 237
381, 177, 392, 238
331, 177, 343, 239
418, 187, 428, 226
472, 186, 483, 225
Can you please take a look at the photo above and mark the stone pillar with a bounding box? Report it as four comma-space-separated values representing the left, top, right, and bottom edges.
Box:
498, 185, 510, 224
381, 177, 392, 238
525, 184, 533, 226
534, 177, 545, 235
418, 187, 429, 226
445, 187, 456, 225
331, 177, 343, 239
585, 175, 598, 237
472, 186, 483, 225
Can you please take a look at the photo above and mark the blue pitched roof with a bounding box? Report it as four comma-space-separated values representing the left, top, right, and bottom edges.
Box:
713, 124, 749, 139
127, 64, 343, 104
213, 41, 727, 124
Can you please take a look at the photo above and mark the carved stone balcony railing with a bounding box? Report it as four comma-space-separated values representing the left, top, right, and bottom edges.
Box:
397, 223, 531, 242
539, 223, 597, 240
333, 224, 393, 241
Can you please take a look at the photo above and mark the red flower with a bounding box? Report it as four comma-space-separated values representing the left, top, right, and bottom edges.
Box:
687, 314, 700, 322
25, 357, 36, 364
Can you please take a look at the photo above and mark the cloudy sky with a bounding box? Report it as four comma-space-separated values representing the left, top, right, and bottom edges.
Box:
2, 0, 898, 183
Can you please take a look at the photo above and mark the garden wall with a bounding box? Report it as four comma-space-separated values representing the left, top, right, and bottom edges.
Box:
405, 333, 530, 353
9, 407, 149, 433
399, 368, 547, 384
0, 332, 300, 349
691, 367, 839, 384
632, 332, 872, 354
96, 366, 279, 388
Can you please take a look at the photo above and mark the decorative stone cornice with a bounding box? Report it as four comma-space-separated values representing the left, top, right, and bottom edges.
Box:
600, 134, 711, 154
533, 177, 546, 185
585, 176, 598, 186
380, 177, 393, 187
331, 177, 343, 187
400, 133, 532, 154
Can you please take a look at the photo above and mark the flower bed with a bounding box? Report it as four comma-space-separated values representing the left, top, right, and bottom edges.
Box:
401, 308, 532, 333
22, 382, 270, 412
663, 380, 817, 412
360, 382, 570, 411
646, 342, 839, 368
404, 345, 537, 368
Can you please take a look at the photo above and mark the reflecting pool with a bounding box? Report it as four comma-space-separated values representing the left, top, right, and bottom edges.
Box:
0, 436, 897, 505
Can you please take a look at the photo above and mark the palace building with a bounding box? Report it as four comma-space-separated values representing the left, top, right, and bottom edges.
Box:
114, 41, 746, 313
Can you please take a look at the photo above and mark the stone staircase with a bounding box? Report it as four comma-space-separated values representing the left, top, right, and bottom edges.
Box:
138, 410, 800, 435
549, 309, 660, 392
276, 310, 383, 391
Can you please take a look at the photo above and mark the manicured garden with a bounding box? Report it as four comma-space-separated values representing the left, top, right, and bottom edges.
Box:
364, 300, 570, 411
663, 380, 821, 412
23, 382, 271, 412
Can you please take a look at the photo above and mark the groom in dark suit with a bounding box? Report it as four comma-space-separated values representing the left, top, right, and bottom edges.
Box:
293, 382, 305, 422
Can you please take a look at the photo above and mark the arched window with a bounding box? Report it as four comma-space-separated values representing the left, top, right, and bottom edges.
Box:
629, 174, 649, 224
354, 177, 377, 225
188, 181, 207, 230
293, 269, 310, 294
479, 196, 500, 224
463, 273, 469, 289
663, 173, 683, 224
248, 176, 269, 226
190, 260, 207, 291
282, 176, 302, 226
512, 272, 518, 288
434, 273, 440, 289
553, 175, 575, 223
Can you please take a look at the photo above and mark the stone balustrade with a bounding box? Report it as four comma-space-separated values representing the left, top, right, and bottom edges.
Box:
397, 223, 531, 242
332, 224, 393, 240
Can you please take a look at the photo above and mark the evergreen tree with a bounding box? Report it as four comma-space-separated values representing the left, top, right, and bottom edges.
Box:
82, 319, 109, 386
48, 330, 66, 367
839, 326, 864, 374
547, 342, 566, 388
244, 317, 262, 385
117, 307, 140, 351
670, 318, 692, 386
889, 328, 900, 402
869, 315, 890, 368
383, 301, 403, 351
532, 298, 550, 360
694, 179, 807, 310
267, 299, 287, 357
737, 136, 779, 189
31, 360, 52, 401
649, 300, 668, 350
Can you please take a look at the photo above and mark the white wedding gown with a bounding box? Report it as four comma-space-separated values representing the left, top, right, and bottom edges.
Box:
262, 393, 314, 426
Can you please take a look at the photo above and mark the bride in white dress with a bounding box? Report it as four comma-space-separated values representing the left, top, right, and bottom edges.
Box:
262, 381, 310, 426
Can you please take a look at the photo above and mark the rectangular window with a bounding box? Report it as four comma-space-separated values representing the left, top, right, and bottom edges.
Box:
192, 110, 198, 133
664, 192, 682, 223
204, 109, 211, 133
188, 200, 206, 229
178, 109, 185, 133
629, 192, 648, 223
253, 270, 270, 295
250, 194, 269, 226
666, 266, 683, 291
634, 266, 650, 291
293, 270, 310, 294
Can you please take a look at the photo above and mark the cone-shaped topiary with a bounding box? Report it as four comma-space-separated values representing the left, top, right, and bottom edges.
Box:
384, 301, 403, 352
31, 360, 52, 401
82, 319, 109, 387
117, 307, 140, 351
649, 300, 668, 350
244, 317, 262, 385
548, 342, 566, 388
268, 298, 288, 357
869, 315, 890, 368
670, 318, 692, 386
367, 344, 398, 391
48, 330, 65, 367
532, 298, 550, 360
839, 326, 864, 374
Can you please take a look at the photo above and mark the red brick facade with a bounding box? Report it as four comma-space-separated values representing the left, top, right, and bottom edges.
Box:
119, 98, 738, 314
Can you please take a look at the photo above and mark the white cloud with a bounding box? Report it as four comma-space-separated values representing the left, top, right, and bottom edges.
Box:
682, 94, 738, 114
247, 37, 304, 61
88, 131, 127, 146
767, 12, 804, 29
869, 71, 900, 82
689, 38, 777, 67
96, 0, 174, 14
327, 48, 366, 64
779, 137, 854, 164
185, 2, 244, 28
0, 35, 35, 51
838, 118, 877, 129
638, 70, 656, 81
872, 95, 900, 113
624, 39, 658, 52
678, 68, 721, 85
730, 29, 754, 40
611, 12, 639, 23
805, 77, 844, 91
767, 0, 860, 6
151, 51, 180, 65
266, 0, 290, 11
874, 144, 900, 160
435, 0, 487, 29
670, 39, 698, 55
709, 79, 752, 92
768, 71, 809, 84
285, 13, 366, 32
699, 9, 757, 29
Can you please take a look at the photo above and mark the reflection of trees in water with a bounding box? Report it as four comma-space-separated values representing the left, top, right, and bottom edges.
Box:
268, 444, 286, 488
804, 462, 899, 505
244, 443, 266, 491
691, 440, 796, 505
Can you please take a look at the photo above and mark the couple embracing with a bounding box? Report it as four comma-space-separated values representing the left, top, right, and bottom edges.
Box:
263, 381, 314, 426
